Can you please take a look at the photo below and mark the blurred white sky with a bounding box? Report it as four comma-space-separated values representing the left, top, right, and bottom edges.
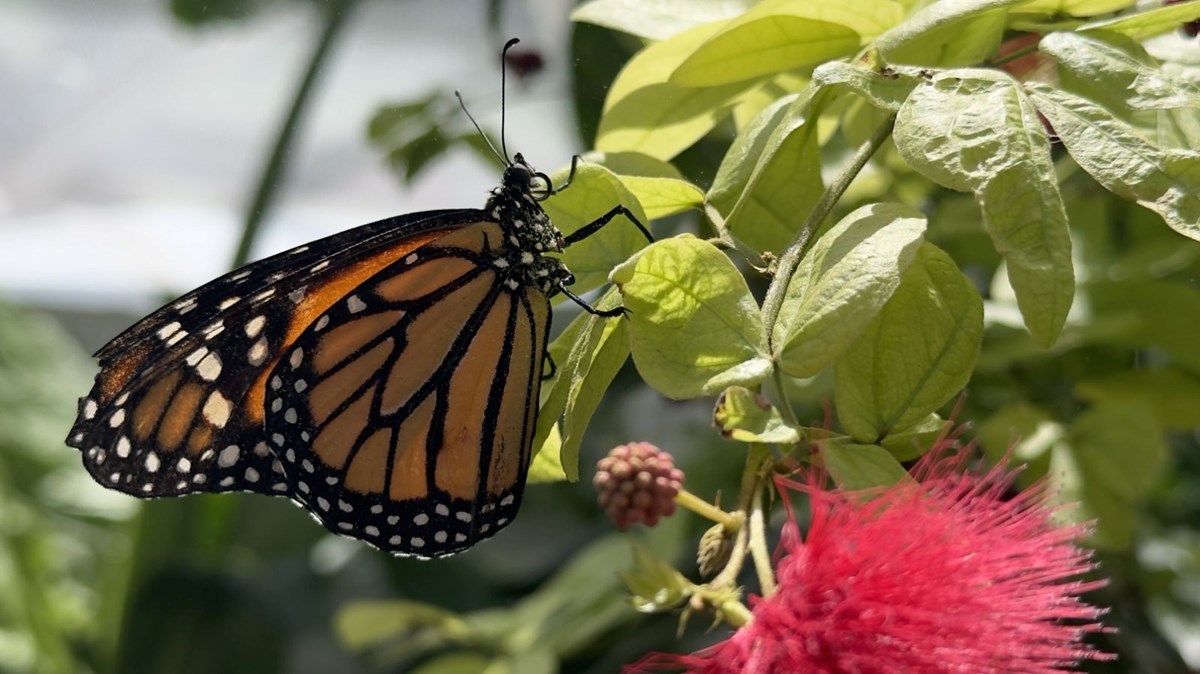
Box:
0, 0, 580, 313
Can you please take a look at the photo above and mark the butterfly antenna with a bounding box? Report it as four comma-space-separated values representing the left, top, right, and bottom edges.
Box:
454, 90, 506, 166
500, 37, 520, 164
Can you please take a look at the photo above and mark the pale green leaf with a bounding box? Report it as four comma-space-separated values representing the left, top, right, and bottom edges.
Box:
599, 20, 753, 160
772, 202, 927, 378
811, 59, 923, 112
821, 441, 910, 489
896, 70, 1074, 346
876, 0, 1030, 66
531, 289, 628, 482
527, 424, 566, 484
1077, 367, 1200, 430
1079, 0, 1200, 40
1012, 0, 1133, 16
670, 0, 902, 87
834, 243, 984, 442
571, 0, 753, 39
585, 151, 685, 179
1028, 84, 1200, 242
542, 163, 651, 294
1042, 32, 1200, 111
612, 236, 771, 399
618, 176, 706, 219
708, 87, 829, 253
713, 386, 802, 444
1040, 31, 1200, 148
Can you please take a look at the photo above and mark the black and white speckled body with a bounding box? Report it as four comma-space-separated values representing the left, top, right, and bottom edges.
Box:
483, 161, 572, 296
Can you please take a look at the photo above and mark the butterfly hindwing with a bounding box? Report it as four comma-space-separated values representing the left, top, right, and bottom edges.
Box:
265, 221, 552, 557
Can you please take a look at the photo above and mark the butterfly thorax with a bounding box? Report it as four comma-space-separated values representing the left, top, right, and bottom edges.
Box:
484, 162, 570, 296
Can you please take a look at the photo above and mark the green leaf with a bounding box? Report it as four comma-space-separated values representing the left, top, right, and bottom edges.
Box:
409, 653, 496, 674
571, 0, 753, 40
1012, 0, 1133, 16
670, 0, 902, 87
821, 441, 910, 489
1086, 279, 1200, 373
598, 20, 754, 160
585, 151, 685, 179
1060, 402, 1166, 548
713, 386, 802, 444
878, 413, 949, 461
617, 176, 706, 220
876, 0, 1030, 66
976, 402, 1063, 465
1079, 0, 1200, 40
612, 236, 772, 400
335, 600, 471, 651
528, 424, 566, 484
896, 70, 1074, 346
708, 87, 830, 253
531, 289, 629, 482
1028, 84, 1200, 243
543, 163, 651, 295
811, 59, 923, 112
834, 243, 984, 442
1042, 32, 1200, 112
772, 202, 927, 378
619, 545, 694, 613
1076, 367, 1200, 430
1039, 31, 1200, 148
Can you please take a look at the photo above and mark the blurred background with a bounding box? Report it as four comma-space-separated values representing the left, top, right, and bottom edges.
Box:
0, 1, 742, 672
2, 1, 1199, 673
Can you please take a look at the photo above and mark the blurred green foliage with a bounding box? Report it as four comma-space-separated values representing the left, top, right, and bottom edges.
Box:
9, 0, 1200, 673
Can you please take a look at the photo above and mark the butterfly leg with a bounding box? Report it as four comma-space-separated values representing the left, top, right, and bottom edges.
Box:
559, 286, 626, 318
563, 205, 653, 246
542, 353, 558, 381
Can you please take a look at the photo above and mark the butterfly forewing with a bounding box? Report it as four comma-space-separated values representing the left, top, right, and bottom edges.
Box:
66, 210, 489, 500
265, 221, 552, 557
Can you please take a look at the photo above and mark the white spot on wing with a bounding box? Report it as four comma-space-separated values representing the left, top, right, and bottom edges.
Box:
202, 392, 232, 428
185, 347, 209, 366
196, 351, 222, 381
218, 296, 240, 310
145, 451, 160, 472
116, 436, 131, 458
83, 399, 98, 420
157, 321, 182, 340
248, 338, 268, 366
109, 409, 126, 428
346, 295, 367, 314
218, 444, 240, 467
245, 315, 266, 338
289, 348, 303, 369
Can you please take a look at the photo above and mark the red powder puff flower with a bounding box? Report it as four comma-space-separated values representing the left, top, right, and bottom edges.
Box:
630, 449, 1112, 674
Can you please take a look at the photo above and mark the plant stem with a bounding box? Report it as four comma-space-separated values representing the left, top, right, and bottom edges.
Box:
675, 488, 742, 531
759, 115, 896, 341
747, 473, 777, 597
229, 0, 361, 268
710, 445, 775, 591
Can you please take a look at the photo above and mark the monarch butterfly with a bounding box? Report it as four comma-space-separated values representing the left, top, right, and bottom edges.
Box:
64, 39, 649, 558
